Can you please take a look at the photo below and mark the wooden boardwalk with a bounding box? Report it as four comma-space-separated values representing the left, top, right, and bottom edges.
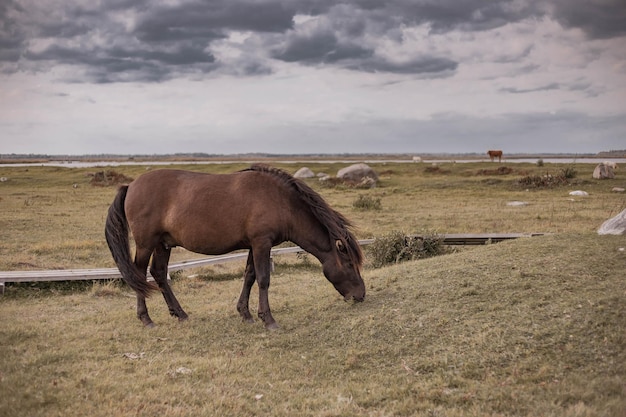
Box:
437, 233, 545, 245
0, 233, 544, 294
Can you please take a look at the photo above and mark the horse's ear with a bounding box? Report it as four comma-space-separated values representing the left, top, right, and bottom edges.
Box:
336, 239, 346, 253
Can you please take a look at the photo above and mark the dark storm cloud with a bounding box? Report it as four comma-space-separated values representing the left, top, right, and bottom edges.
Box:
134, 1, 294, 43
370, 0, 626, 39
23, 42, 217, 83
387, 0, 540, 33
500, 83, 561, 94
552, 0, 626, 39
1, 0, 625, 83
0, 0, 25, 63
500, 80, 599, 97
347, 56, 458, 75
271, 29, 373, 64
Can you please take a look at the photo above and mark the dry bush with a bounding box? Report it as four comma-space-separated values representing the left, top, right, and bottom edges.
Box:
89, 170, 133, 186
516, 167, 578, 188
367, 230, 446, 268
516, 172, 571, 188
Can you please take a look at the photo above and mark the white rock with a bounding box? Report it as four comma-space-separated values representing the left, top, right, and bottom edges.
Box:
593, 163, 615, 179
337, 163, 379, 182
294, 167, 315, 178
598, 209, 626, 235
569, 190, 589, 196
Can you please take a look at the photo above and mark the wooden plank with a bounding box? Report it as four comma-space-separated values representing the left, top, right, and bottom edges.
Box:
0, 268, 121, 282
438, 233, 545, 245
0, 234, 544, 290
0, 246, 312, 284
167, 246, 308, 271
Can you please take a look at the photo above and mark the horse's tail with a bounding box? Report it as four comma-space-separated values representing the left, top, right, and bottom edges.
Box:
105, 186, 158, 297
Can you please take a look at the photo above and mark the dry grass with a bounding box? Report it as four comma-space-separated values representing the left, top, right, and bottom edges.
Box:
1, 162, 623, 269
1, 234, 625, 416
0, 161, 625, 416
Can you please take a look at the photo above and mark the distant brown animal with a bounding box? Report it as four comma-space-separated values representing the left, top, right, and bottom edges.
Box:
487, 150, 503, 162
105, 165, 365, 330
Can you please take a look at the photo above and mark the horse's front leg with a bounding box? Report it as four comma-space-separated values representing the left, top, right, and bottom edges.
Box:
236, 251, 256, 324
150, 244, 188, 321
252, 244, 278, 330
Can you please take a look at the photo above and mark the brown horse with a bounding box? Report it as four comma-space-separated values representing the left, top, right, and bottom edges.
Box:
487, 150, 503, 162
105, 164, 365, 329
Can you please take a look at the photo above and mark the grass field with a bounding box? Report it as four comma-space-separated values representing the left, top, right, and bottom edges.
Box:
1, 160, 625, 416
0, 161, 624, 270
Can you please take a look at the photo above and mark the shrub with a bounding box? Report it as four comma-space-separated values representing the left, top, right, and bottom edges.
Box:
89, 170, 133, 186
561, 166, 577, 179
367, 230, 445, 268
516, 172, 571, 188
536, 159, 544, 167
353, 194, 382, 211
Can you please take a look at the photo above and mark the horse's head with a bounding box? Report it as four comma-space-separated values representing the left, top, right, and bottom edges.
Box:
323, 239, 365, 302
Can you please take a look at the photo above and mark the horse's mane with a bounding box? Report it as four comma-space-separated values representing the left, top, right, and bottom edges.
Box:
244, 164, 363, 268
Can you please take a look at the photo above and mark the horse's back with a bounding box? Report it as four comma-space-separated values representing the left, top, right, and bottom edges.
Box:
126, 169, 231, 216
124, 169, 294, 254
126, 169, 284, 205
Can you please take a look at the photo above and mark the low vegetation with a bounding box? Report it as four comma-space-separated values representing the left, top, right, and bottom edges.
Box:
352, 194, 382, 211
366, 230, 446, 268
1, 160, 625, 416
516, 166, 579, 189
88, 170, 134, 186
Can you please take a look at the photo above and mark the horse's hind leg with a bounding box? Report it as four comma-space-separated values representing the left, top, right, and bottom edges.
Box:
237, 251, 256, 324
150, 244, 188, 321
134, 247, 155, 327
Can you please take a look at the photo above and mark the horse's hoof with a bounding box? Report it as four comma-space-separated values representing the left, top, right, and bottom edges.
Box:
177, 316, 188, 322
144, 322, 156, 328
243, 317, 255, 324
265, 322, 280, 331
139, 315, 155, 327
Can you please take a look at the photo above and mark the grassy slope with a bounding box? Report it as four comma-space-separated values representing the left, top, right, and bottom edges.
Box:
1, 233, 624, 416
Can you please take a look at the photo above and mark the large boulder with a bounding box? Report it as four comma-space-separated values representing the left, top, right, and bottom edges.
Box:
593, 163, 615, 179
598, 209, 626, 235
294, 167, 315, 179
337, 163, 379, 183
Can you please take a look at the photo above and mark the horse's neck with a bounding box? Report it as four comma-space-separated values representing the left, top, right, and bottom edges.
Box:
289, 213, 333, 264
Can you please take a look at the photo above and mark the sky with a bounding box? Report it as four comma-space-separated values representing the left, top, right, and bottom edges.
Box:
1, 0, 625, 156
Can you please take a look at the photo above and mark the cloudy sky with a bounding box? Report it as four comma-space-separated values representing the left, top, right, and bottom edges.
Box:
1, 0, 625, 156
